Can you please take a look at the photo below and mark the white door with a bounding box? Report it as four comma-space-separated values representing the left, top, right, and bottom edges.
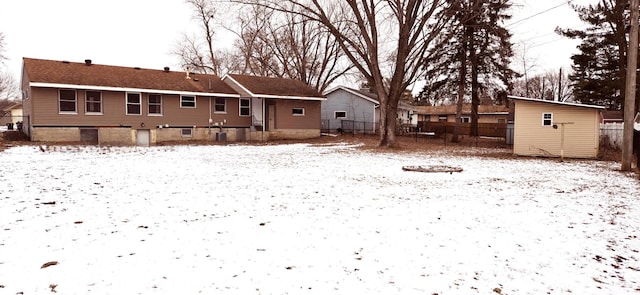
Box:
268, 105, 275, 131
136, 129, 150, 146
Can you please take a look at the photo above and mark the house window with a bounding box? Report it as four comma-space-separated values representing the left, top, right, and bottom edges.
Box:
85, 91, 102, 114
148, 94, 162, 115
59, 89, 77, 113
498, 119, 506, 124
181, 95, 196, 108
181, 128, 193, 137
542, 113, 553, 126
214, 98, 226, 113
239, 98, 250, 116
335, 111, 347, 119
438, 115, 447, 122
126, 93, 141, 115
292, 107, 305, 116
461, 116, 470, 123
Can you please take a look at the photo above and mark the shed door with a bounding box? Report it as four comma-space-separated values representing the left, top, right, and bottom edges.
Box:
136, 129, 150, 146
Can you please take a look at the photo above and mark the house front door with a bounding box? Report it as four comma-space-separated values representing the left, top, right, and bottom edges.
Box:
136, 129, 150, 146
268, 105, 275, 131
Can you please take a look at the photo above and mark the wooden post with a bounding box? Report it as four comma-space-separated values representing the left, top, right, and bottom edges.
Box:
622, 0, 639, 171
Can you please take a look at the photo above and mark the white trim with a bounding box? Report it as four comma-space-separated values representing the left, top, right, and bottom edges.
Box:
508, 95, 605, 110
324, 86, 379, 104
213, 97, 226, 113
148, 94, 163, 116
126, 92, 142, 115
30, 82, 239, 98
222, 75, 326, 101
256, 94, 326, 101
85, 90, 102, 114
292, 107, 305, 116
542, 112, 553, 126
221, 75, 255, 97
239, 98, 251, 117
59, 89, 77, 113
180, 95, 197, 108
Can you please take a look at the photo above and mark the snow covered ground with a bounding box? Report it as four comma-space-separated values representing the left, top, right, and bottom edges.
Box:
0, 143, 638, 295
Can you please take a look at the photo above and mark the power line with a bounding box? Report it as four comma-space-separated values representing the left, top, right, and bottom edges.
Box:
507, 1, 572, 28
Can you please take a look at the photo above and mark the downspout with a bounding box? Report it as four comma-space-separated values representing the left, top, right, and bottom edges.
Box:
208, 97, 212, 135
262, 97, 265, 141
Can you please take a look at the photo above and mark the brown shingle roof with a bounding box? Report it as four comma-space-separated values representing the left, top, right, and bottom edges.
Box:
23, 58, 237, 95
415, 104, 509, 115
226, 74, 323, 98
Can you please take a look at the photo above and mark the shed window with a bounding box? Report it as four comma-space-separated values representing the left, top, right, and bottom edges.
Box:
292, 108, 305, 116
335, 111, 347, 119
542, 113, 553, 126
59, 89, 77, 113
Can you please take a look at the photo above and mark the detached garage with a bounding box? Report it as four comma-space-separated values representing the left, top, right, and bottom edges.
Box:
509, 96, 604, 159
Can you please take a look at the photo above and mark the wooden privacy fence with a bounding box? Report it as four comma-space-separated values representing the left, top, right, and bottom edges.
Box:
417, 122, 508, 138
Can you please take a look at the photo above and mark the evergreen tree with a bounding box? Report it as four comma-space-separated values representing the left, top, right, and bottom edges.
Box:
418, 0, 517, 138
557, 0, 638, 110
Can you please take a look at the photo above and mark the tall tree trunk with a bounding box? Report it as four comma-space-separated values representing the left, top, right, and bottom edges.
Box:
452, 42, 467, 143
470, 27, 479, 137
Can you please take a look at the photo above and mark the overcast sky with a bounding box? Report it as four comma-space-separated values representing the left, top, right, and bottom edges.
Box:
0, 0, 599, 90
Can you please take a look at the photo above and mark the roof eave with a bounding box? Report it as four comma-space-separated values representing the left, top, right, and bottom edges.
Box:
29, 82, 240, 98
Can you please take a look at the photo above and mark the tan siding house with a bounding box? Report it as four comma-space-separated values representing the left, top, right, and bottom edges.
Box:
509, 96, 604, 159
21, 58, 323, 145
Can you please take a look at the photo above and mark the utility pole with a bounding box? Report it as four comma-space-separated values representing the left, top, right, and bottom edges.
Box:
558, 68, 563, 102
622, 0, 639, 171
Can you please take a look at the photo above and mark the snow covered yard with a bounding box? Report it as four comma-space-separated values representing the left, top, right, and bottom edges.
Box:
0, 143, 638, 295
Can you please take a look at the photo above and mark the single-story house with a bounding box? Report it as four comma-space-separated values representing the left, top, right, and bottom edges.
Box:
509, 95, 604, 159
322, 86, 418, 133
414, 104, 509, 124
601, 110, 623, 124
21, 58, 324, 145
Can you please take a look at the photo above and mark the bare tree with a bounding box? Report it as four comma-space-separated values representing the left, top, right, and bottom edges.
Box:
0, 32, 18, 102
173, 0, 223, 75
237, 0, 455, 147
227, 3, 353, 92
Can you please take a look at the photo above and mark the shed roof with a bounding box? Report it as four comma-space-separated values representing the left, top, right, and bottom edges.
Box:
508, 96, 605, 110
22, 58, 238, 97
323, 86, 380, 104
415, 104, 509, 115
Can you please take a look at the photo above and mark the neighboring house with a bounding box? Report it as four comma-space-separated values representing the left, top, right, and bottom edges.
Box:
601, 110, 623, 124
1, 102, 23, 127
322, 86, 418, 133
21, 58, 323, 145
322, 86, 379, 133
509, 95, 604, 159
414, 104, 509, 124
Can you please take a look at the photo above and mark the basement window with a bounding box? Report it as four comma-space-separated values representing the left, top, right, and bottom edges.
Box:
542, 113, 553, 126
292, 107, 305, 116
181, 128, 193, 137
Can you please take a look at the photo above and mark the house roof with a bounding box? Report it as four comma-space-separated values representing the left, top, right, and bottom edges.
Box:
22, 58, 238, 97
602, 110, 624, 121
223, 74, 324, 100
414, 104, 509, 115
508, 95, 605, 110
323, 86, 380, 104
